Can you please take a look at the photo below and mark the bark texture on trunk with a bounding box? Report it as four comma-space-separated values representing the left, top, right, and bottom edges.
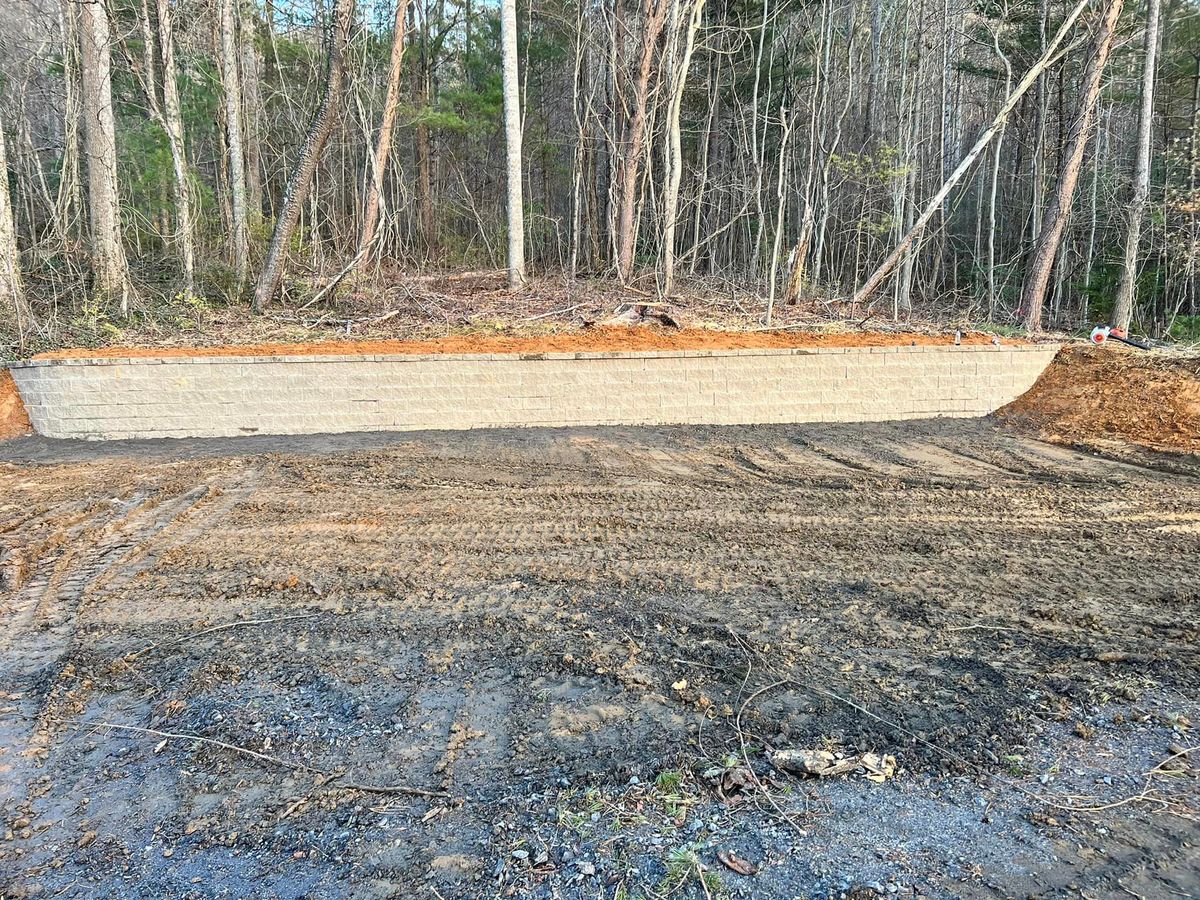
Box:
221, 0, 250, 292
79, 0, 132, 314
252, 0, 355, 312
241, 8, 264, 224
156, 0, 197, 295
615, 0, 669, 283
500, 0, 526, 287
1021, 0, 1125, 332
1113, 0, 1161, 332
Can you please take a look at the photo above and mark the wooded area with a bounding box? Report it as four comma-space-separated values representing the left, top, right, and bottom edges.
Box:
0, 0, 1197, 347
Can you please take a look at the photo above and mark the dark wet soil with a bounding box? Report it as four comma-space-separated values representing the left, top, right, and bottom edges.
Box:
0, 419, 1197, 898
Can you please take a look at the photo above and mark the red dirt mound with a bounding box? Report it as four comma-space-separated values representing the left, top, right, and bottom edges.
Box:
32, 327, 1006, 360
999, 346, 1200, 453
0, 369, 33, 441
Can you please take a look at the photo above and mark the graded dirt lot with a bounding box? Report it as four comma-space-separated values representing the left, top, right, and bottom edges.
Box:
0, 420, 1197, 899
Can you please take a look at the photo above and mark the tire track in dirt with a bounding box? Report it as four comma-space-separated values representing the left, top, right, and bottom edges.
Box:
1, 420, 1197, 898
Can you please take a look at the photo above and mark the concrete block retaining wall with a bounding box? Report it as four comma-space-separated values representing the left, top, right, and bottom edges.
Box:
8, 344, 1059, 441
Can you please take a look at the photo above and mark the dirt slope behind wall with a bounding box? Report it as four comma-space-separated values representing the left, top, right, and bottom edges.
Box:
998, 346, 1200, 453
0, 369, 32, 440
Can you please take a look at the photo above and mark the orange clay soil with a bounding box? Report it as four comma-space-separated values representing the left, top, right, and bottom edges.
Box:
999, 345, 1200, 454
0, 369, 33, 441
33, 327, 1006, 360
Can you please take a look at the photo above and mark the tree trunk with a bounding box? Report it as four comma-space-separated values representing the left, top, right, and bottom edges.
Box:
413, 0, 436, 256
156, 0, 197, 295
568, 0, 587, 278
615, 0, 669, 283
1113, 0, 1161, 332
747, 0, 771, 277
56, 0, 84, 246
1031, 0, 1048, 242
220, 0, 250, 293
864, 0, 882, 143
79, 0, 132, 315
0, 121, 31, 342
252, 0, 355, 312
1021, 0, 1125, 332
240, 4, 265, 223
765, 107, 793, 324
987, 27, 1013, 320
500, 0, 526, 288
359, 0, 411, 256
661, 0, 705, 295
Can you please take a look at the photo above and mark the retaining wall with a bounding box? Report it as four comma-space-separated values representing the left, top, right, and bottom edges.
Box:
8, 343, 1059, 441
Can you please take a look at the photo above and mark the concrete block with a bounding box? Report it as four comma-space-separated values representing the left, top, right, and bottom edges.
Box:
9, 344, 1060, 439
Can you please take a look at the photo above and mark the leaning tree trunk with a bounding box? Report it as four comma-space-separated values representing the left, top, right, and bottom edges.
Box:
1112, 0, 1161, 333
0, 121, 32, 342
251, 0, 355, 312
500, 0, 526, 288
1021, 0, 1125, 332
220, 0, 250, 293
79, 0, 132, 315
359, 0, 410, 258
852, 0, 1092, 309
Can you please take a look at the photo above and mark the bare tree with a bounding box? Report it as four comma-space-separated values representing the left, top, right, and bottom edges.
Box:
1021, 0, 1125, 331
240, 2, 264, 222
54, 0, 84, 246
615, 0, 669, 283
252, 0, 356, 312
661, 0, 706, 295
500, 0, 525, 288
359, 0, 411, 258
1112, 0, 1161, 332
853, 0, 1092, 308
78, 0, 132, 315
115, 0, 196, 294
0, 120, 31, 342
412, 0, 436, 255
220, 0, 250, 293
156, 0, 197, 294
986, 23, 1012, 320
1, 0, 1197, 336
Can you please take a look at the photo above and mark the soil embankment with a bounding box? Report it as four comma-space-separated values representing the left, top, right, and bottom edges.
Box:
999, 345, 1200, 453
0, 369, 31, 440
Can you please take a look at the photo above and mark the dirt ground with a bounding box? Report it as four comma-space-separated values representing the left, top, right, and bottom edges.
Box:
999, 346, 1200, 454
0, 371, 31, 441
29, 326, 1005, 361
1, 271, 996, 360
0, 419, 1197, 899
